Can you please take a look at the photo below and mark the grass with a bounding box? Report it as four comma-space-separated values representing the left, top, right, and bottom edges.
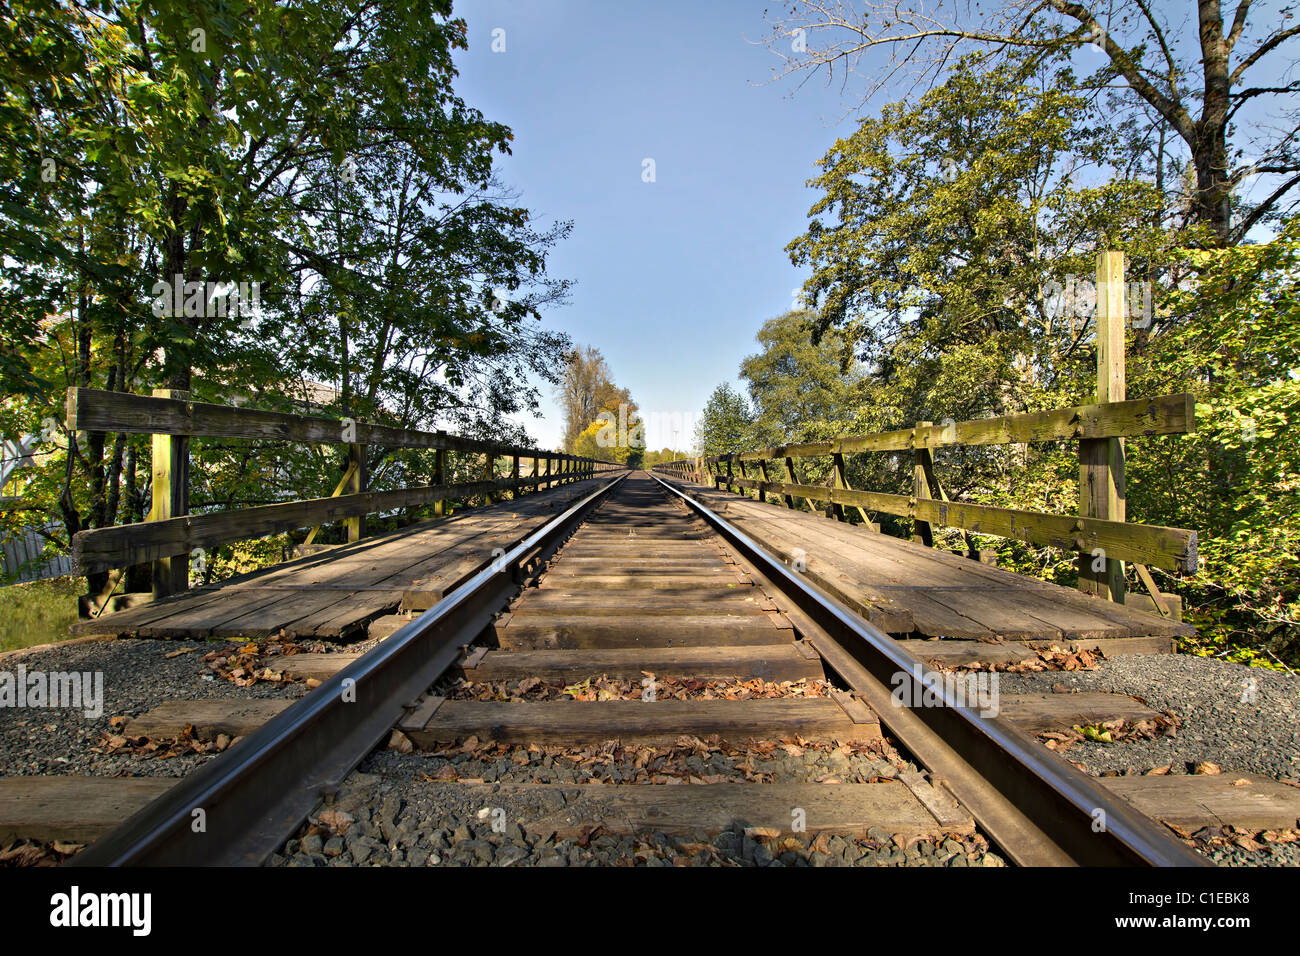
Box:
0, 576, 82, 653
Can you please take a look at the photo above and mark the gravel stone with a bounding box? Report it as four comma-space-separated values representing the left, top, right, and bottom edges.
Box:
0, 637, 307, 778
994, 654, 1300, 780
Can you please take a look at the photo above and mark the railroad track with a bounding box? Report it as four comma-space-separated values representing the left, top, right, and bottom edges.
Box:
51, 470, 1218, 867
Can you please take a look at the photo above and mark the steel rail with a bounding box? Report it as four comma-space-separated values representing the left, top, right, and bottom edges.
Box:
649, 471, 1207, 867
72, 472, 628, 867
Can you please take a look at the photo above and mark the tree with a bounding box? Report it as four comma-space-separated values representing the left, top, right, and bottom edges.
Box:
1126, 216, 1300, 664
694, 383, 755, 455
740, 310, 863, 445
788, 51, 1170, 413
557, 347, 613, 451
764, 0, 1300, 245
0, 0, 574, 586
556, 345, 642, 453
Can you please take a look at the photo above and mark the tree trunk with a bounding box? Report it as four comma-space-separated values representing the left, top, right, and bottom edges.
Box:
1195, 0, 1233, 245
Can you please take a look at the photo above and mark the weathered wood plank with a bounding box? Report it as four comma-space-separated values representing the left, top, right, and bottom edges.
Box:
448, 781, 973, 840
74, 484, 601, 637
536, 573, 748, 589
728, 393, 1194, 459
0, 776, 176, 844
265, 652, 362, 680
1101, 772, 1300, 831
682, 482, 1191, 638
466, 644, 825, 682
406, 698, 881, 748
998, 692, 1161, 733
1067, 636, 1175, 656
510, 590, 774, 614
722, 475, 1196, 572
122, 698, 291, 739
496, 619, 793, 650
68, 386, 569, 459
72, 474, 596, 573
903, 639, 1041, 667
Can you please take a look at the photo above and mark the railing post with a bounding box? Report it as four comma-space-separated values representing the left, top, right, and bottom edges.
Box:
434, 438, 446, 517
483, 452, 495, 504
831, 452, 849, 522
344, 442, 365, 542
781, 456, 797, 509
912, 422, 934, 546
151, 388, 190, 598
1078, 251, 1127, 602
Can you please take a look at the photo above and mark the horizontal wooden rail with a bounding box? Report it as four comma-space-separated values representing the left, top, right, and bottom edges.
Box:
715, 475, 1196, 573
73, 472, 607, 574
66, 387, 618, 586
712, 393, 1194, 463
68, 388, 545, 458
677, 253, 1199, 603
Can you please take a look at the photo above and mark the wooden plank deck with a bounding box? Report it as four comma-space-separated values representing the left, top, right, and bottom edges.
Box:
71, 478, 607, 641
660, 477, 1193, 644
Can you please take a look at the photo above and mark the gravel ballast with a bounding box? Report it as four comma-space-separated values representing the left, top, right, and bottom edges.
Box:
0, 637, 309, 778
271, 770, 1005, 868
994, 653, 1299, 781
4, 637, 1297, 867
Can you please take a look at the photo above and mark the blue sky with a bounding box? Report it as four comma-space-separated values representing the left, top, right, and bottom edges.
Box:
450, 1, 1292, 453
451, 0, 864, 452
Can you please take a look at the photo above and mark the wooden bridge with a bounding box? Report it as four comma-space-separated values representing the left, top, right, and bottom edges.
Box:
21, 255, 1292, 872
67, 256, 1197, 660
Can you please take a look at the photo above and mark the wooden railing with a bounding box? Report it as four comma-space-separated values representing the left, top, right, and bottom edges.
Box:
655, 253, 1198, 610
656, 457, 709, 484
67, 387, 618, 598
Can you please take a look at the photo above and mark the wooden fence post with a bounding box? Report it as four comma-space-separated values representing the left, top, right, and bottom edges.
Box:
511, 454, 520, 498
783, 456, 799, 509
912, 421, 934, 546
151, 388, 190, 598
483, 452, 495, 504
434, 439, 446, 516
344, 442, 365, 542
1078, 251, 1127, 602
831, 452, 853, 522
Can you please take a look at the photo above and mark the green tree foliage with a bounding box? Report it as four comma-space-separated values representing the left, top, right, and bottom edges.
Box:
558, 345, 644, 465
789, 51, 1171, 402
785, 52, 1175, 532
741, 310, 862, 445
764, 0, 1300, 246
749, 47, 1300, 666
694, 383, 754, 456
1127, 223, 1300, 664
0, 0, 572, 585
